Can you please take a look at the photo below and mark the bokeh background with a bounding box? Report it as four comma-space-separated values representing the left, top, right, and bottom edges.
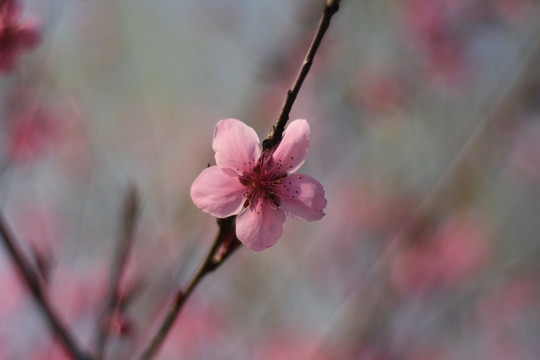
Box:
2, 0, 540, 359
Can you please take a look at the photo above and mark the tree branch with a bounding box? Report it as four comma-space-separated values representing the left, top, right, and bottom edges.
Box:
138, 216, 239, 360
95, 185, 139, 360
263, 0, 341, 151
0, 211, 93, 360
138, 1, 342, 358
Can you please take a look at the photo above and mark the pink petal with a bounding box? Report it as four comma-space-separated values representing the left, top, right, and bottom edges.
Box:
212, 118, 261, 173
271, 119, 310, 174
277, 173, 327, 221
190, 166, 246, 218
236, 199, 286, 251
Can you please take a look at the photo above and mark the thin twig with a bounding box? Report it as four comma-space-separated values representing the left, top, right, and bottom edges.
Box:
138, 217, 237, 360
138, 1, 342, 358
0, 211, 93, 360
263, 0, 341, 150
95, 185, 139, 360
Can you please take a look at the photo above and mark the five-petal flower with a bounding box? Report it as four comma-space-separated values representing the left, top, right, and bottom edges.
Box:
191, 118, 327, 251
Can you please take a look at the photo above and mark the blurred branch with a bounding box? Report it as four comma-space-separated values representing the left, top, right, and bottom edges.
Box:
263, 0, 341, 150
95, 185, 140, 360
314, 26, 540, 349
138, 216, 239, 360
381, 27, 540, 291
0, 211, 93, 360
402, 30, 540, 239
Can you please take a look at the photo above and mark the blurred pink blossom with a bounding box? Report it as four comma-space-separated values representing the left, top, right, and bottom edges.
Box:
6, 107, 57, 162
354, 71, 405, 114
351, 344, 395, 360
492, 0, 532, 23
508, 122, 540, 181
104, 310, 133, 337
329, 182, 412, 237
0, 0, 39, 73
0, 339, 12, 359
49, 266, 106, 323
191, 118, 327, 251
391, 210, 491, 296
475, 275, 537, 328
0, 267, 27, 320
306, 182, 413, 296
399, 0, 467, 87
26, 340, 72, 360
13, 203, 59, 249
158, 303, 227, 360
10, 203, 61, 283
253, 332, 340, 360
405, 347, 450, 360
473, 279, 537, 360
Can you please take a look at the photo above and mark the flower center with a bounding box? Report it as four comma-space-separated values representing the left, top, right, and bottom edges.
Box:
239, 160, 284, 208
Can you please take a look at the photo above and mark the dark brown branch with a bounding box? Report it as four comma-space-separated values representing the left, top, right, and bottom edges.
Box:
138, 2, 342, 358
138, 216, 239, 360
95, 185, 139, 360
263, 0, 341, 151
0, 211, 93, 360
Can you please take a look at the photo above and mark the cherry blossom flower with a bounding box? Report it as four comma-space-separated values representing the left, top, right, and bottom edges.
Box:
191, 118, 327, 251
0, 0, 40, 73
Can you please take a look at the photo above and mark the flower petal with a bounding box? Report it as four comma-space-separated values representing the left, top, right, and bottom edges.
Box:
212, 118, 261, 173
271, 119, 310, 174
190, 166, 246, 218
236, 199, 286, 251
277, 173, 327, 221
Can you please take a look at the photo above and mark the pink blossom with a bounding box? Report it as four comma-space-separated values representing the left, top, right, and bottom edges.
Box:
0, 267, 27, 320
354, 70, 404, 114
6, 107, 56, 162
26, 340, 72, 360
493, 0, 532, 23
159, 303, 227, 359
390, 210, 491, 295
399, 0, 467, 87
475, 275, 538, 329
254, 332, 338, 360
191, 118, 327, 251
104, 310, 133, 336
49, 266, 106, 322
508, 122, 540, 181
0, 0, 40, 73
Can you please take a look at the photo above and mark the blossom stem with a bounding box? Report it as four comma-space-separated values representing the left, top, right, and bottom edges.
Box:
138, 216, 239, 360
95, 185, 139, 360
0, 211, 94, 360
140, 1, 341, 358
263, 0, 341, 151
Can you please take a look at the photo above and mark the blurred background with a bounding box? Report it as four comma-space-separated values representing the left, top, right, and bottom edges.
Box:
1, 0, 540, 359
